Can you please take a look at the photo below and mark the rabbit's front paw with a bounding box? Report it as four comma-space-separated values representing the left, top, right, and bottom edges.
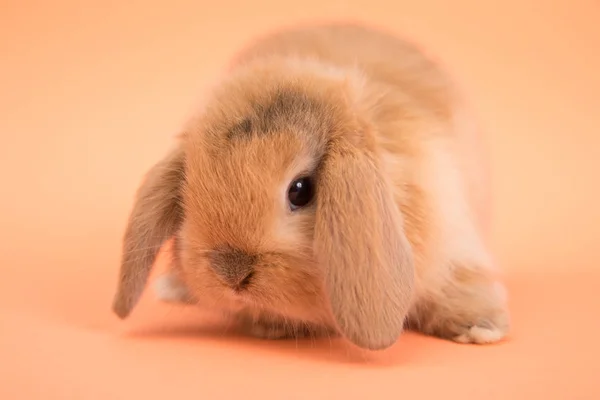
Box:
409, 268, 510, 345
154, 271, 194, 304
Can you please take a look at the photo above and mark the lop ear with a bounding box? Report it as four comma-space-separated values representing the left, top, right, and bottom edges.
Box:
314, 141, 415, 350
112, 146, 186, 319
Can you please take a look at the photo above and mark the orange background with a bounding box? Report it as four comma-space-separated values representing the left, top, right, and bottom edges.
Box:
1, 0, 599, 398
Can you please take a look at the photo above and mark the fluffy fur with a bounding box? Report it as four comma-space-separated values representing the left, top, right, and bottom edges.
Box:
112, 22, 510, 350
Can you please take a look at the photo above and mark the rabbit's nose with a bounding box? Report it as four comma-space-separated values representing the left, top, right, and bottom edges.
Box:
208, 245, 257, 290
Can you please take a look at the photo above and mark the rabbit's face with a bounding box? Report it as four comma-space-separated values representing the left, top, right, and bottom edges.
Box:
177, 109, 331, 324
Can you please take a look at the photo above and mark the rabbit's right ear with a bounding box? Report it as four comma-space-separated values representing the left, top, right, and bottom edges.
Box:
112, 146, 186, 319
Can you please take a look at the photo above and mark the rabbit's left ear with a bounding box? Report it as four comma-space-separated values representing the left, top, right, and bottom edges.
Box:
314, 139, 415, 350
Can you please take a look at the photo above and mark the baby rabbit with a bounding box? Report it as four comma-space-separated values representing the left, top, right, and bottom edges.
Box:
112, 22, 509, 351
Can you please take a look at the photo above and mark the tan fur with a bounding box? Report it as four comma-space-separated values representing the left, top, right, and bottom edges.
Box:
112, 22, 510, 350
112, 146, 185, 318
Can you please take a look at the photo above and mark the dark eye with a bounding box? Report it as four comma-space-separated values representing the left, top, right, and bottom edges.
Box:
287, 176, 314, 210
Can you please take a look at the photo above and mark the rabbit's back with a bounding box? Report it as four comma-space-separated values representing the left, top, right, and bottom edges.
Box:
231, 23, 456, 122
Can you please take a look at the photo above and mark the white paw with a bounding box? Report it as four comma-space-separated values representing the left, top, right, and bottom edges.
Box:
452, 324, 507, 344
154, 272, 191, 303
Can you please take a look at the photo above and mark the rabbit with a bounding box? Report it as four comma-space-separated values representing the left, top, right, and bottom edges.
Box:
111, 22, 510, 351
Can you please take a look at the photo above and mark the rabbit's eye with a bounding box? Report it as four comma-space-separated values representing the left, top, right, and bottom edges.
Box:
288, 177, 314, 210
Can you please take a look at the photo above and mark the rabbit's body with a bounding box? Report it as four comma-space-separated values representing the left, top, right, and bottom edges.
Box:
113, 23, 509, 350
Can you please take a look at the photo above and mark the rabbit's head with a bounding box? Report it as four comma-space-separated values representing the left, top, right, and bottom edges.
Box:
112, 58, 415, 350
